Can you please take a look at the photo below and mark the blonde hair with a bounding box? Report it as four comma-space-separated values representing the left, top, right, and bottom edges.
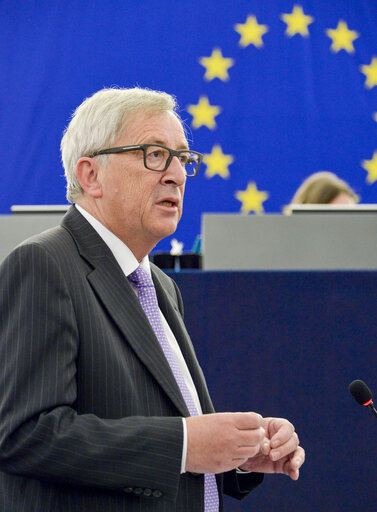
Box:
290, 171, 359, 204
61, 87, 180, 202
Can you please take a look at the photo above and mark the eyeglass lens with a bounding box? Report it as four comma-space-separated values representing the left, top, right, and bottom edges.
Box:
145, 146, 199, 175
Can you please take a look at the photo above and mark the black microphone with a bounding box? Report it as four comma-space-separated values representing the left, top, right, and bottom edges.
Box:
349, 379, 377, 419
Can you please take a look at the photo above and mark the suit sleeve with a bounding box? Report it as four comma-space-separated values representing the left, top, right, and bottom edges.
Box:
0, 243, 183, 501
223, 470, 264, 500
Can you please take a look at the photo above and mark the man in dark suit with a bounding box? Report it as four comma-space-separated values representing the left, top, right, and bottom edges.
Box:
0, 87, 304, 511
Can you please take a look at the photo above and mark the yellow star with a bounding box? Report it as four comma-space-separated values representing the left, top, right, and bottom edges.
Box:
186, 96, 221, 130
360, 57, 377, 89
326, 20, 359, 53
234, 15, 268, 48
361, 151, 377, 183
203, 145, 234, 179
235, 182, 269, 214
281, 5, 314, 37
199, 48, 234, 82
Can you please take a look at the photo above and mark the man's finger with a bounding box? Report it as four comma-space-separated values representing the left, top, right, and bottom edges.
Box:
235, 412, 264, 430
269, 420, 295, 448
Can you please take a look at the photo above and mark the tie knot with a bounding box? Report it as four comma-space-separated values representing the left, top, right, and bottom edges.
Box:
128, 265, 154, 290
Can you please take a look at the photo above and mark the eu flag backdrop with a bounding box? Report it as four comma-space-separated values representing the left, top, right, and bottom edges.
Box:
1, 0, 377, 255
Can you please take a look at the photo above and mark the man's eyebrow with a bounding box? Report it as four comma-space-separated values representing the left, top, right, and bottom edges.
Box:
151, 140, 190, 150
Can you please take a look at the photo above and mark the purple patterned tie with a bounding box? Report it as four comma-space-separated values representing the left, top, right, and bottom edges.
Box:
128, 265, 219, 512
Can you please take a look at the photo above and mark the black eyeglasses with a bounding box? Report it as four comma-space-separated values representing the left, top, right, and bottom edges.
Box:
89, 144, 203, 177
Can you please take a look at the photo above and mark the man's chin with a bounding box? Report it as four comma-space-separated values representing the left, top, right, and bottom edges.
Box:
150, 221, 179, 243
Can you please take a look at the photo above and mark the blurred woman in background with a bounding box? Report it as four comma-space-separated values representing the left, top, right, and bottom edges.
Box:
290, 171, 359, 205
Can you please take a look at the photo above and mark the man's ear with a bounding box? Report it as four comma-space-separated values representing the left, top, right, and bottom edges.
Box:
76, 157, 103, 198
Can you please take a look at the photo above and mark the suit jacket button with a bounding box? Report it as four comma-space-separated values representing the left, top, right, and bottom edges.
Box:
152, 490, 163, 498
143, 488, 152, 497
133, 488, 143, 495
124, 487, 133, 493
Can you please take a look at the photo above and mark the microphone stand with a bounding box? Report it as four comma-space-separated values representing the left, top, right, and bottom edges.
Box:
367, 402, 377, 419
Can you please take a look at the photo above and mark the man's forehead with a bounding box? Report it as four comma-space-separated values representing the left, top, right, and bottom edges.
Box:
121, 110, 187, 145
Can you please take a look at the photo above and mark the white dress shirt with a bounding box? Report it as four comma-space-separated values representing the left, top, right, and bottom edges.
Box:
75, 204, 201, 473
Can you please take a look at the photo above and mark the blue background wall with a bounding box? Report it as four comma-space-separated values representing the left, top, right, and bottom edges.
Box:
169, 270, 377, 511
2, 1, 377, 253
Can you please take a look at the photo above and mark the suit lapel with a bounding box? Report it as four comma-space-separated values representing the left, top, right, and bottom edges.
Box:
62, 206, 189, 416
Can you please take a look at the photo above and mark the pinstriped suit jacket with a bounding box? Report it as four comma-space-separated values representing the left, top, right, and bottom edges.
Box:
0, 206, 262, 511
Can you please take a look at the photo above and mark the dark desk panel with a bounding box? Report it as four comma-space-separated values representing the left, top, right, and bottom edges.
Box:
167, 270, 377, 512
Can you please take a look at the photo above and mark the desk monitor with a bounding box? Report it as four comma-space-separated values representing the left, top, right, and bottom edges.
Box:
11, 205, 70, 214
202, 212, 377, 271
286, 204, 377, 214
0, 206, 69, 263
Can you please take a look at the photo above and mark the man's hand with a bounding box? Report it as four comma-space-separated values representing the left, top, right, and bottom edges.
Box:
238, 417, 305, 480
185, 412, 266, 474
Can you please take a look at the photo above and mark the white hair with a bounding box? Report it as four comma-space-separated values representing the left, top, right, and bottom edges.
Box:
60, 87, 180, 202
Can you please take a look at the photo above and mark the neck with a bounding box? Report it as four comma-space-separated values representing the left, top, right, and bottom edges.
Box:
76, 199, 156, 262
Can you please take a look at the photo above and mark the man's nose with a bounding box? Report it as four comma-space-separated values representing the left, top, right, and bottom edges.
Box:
162, 155, 186, 186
